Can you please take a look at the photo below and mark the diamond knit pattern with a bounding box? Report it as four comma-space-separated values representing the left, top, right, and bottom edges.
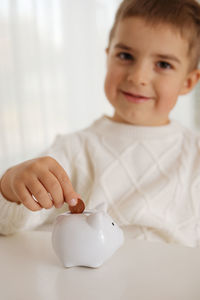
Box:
99, 136, 181, 223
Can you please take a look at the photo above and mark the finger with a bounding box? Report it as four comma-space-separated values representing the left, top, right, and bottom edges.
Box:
38, 171, 64, 208
14, 184, 42, 211
26, 178, 53, 209
49, 161, 79, 206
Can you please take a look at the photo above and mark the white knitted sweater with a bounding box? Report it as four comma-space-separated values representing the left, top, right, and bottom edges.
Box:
1, 116, 200, 247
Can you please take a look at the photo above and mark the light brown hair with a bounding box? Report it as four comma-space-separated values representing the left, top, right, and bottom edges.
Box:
108, 0, 200, 71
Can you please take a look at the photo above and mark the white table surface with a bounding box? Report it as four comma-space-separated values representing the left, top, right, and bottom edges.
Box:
1, 227, 200, 300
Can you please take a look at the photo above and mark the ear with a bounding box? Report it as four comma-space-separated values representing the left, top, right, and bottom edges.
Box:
180, 69, 200, 95
87, 212, 103, 230
105, 47, 109, 54
94, 202, 108, 212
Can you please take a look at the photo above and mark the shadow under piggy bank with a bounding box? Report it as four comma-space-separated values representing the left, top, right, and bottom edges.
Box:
52, 203, 124, 268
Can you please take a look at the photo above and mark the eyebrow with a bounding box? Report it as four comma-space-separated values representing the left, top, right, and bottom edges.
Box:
114, 43, 181, 65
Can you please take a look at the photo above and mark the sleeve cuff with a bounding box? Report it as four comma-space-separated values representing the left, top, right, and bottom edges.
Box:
0, 193, 56, 235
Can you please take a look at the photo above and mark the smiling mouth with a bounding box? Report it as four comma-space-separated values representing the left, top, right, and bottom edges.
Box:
121, 91, 152, 103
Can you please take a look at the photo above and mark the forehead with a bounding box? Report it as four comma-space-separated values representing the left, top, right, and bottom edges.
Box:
112, 17, 189, 59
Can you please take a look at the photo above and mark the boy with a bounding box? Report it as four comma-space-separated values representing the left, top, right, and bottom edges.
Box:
0, 0, 200, 246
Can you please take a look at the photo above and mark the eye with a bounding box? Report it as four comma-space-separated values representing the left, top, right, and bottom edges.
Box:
112, 222, 115, 226
117, 52, 133, 61
157, 61, 172, 70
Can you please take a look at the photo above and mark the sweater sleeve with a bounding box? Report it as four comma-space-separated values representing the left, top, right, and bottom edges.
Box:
0, 132, 83, 236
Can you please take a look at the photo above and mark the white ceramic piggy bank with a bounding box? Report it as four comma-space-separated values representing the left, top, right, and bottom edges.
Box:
52, 203, 124, 268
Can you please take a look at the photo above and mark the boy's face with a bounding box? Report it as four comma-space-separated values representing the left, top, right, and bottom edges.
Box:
104, 17, 200, 126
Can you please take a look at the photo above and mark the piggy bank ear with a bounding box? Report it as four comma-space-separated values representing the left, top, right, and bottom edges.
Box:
94, 202, 108, 213
87, 212, 103, 230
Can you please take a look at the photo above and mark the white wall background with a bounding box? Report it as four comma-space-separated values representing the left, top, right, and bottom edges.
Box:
0, 0, 200, 173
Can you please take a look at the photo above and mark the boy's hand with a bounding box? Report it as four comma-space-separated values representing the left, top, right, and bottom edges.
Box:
0, 156, 80, 211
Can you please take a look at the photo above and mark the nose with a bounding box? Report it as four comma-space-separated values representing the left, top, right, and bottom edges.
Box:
126, 62, 150, 86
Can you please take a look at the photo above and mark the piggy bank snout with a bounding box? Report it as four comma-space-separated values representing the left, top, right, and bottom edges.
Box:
119, 228, 125, 245
107, 221, 124, 250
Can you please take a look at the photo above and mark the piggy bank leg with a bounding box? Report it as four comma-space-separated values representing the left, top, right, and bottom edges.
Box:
63, 262, 103, 268
89, 262, 104, 268
63, 263, 75, 268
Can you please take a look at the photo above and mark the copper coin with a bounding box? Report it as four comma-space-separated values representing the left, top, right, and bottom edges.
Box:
69, 198, 85, 214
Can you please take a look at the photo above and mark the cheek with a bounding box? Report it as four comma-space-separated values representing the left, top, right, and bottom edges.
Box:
104, 71, 111, 96
104, 68, 120, 98
155, 79, 181, 111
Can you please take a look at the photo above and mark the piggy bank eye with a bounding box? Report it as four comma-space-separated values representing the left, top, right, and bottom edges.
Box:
112, 222, 115, 226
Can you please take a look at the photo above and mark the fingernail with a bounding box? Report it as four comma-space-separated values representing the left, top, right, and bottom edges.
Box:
69, 198, 78, 206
